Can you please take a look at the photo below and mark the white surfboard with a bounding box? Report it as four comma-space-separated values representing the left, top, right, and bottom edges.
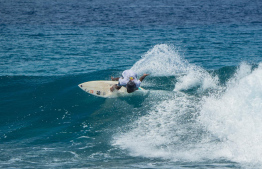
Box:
78, 81, 145, 98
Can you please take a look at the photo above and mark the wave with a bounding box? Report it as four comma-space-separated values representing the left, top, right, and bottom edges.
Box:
113, 45, 262, 166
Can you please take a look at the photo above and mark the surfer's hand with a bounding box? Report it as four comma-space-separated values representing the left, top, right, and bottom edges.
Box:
139, 74, 149, 82
111, 77, 120, 81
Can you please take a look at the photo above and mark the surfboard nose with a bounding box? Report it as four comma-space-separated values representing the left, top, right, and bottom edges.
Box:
78, 84, 83, 88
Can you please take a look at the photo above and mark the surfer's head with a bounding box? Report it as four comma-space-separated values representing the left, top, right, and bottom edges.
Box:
126, 80, 136, 93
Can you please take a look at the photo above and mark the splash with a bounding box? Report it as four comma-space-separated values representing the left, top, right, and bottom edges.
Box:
131, 44, 190, 76
131, 44, 219, 91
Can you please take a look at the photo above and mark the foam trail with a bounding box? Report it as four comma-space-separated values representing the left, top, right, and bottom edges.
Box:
199, 63, 262, 164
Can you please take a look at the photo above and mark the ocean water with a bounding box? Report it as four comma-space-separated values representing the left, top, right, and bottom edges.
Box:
1, 0, 262, 168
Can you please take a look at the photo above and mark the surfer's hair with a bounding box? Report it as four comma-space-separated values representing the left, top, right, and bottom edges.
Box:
126, 80, 136, 93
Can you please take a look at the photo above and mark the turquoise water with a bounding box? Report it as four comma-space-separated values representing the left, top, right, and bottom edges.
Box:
1, 0, 262, 168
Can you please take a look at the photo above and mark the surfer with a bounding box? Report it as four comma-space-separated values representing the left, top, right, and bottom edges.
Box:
110, 70, 149, 93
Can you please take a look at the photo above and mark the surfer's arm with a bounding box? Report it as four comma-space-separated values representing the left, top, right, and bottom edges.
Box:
139, 74, 149, 82
111, 77, 120, 81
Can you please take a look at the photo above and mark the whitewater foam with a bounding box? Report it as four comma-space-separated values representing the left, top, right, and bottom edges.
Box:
199, 63, 262, 164
112, 92, 201, 160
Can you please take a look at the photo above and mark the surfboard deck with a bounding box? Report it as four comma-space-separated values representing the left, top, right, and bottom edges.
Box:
78, 80, 144, 98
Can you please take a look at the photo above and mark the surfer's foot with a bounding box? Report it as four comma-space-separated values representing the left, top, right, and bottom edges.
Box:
110, 86, 114, 92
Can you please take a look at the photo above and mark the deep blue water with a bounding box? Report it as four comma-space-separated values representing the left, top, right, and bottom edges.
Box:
1, 0, 262, 168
